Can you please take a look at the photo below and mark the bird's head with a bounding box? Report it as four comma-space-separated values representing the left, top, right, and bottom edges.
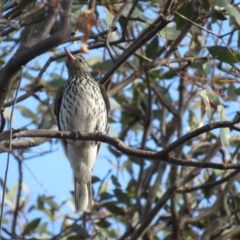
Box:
64, 48, 89, 76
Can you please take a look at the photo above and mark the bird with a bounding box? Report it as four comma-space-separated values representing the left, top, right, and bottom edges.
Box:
54, 48, 110, 212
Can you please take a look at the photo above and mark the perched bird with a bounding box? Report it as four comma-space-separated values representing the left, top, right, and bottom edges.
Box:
54, 49, 110, 212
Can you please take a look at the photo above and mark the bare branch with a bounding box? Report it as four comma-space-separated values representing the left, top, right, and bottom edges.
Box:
19, 0, 59, 50
100, 14, 171, 85
0, 0, 74, 111
3, 84, 44, 108
0, 118, 239, 170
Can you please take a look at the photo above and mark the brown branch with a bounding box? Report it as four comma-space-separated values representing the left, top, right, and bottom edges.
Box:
99, 13, 171, 85
108, 56, 209, 97
0, 127, 58, 152
104, 0, 130, 61
160, 114, 240, 156
128, 141, 220, 240
0, 0, 74, 111
215, 226, 240, 240
0, 110, 5, 133
0, 119, 239, 169
11, 158, 23, 237
135, 72, 152, 216
3, 84, 44, 108
177, 170, 240, 193
19, 0, 59, 50
164, 0, 199, 58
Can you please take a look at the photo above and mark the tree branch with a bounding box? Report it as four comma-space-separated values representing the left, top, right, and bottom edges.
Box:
99, 13, 171, 85
0, 0, 73, 111
19, 0, 59, 50
0, 119, 240, 169
3, 84, 44, 108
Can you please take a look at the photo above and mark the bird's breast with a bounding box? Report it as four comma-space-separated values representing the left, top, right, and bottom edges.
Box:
59, 76, 107, 133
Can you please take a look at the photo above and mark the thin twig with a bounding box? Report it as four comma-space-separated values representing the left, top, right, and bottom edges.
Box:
3, 84, 44, 108
0, 66, 23, 240
104, 0, 130, 61
11, 156, 23, 237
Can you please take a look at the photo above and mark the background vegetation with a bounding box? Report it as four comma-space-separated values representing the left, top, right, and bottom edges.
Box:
1, 0, 240, 239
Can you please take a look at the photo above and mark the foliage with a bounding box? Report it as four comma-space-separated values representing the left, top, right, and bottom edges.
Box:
1, 0, 240, 239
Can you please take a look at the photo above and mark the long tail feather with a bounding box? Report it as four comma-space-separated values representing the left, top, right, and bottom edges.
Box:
74, 177, 92, 212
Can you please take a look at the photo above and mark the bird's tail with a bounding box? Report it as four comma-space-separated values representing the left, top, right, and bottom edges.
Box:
74, 176, 92, 212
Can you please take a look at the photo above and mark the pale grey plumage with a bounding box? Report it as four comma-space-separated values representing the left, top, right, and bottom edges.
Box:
54, 49, 109, 212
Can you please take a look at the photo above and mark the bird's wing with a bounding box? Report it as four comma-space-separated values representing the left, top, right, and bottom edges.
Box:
98, 83, 110, 116
96, 83, 110, 154
54, 86, 68, 150
54, 86, 63, 130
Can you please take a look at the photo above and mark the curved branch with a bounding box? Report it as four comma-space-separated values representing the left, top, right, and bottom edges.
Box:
0, 119, 240, 169
0, 0, 74, 111
177, 169, 240, 193
3, 84, 44, 108
19, 0, 59, 50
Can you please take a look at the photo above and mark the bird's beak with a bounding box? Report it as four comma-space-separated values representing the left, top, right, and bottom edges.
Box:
64, 48, 75, 60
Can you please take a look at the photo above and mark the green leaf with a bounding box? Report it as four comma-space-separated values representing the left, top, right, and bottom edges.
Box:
214, 0, 240, 25
203, 173, 216, 199
103, 202, 125, 216
114, 189, 130, 205
111, 175, 121, 188
159, 26, 181, 40
121, 160, 133, 174
227, 84, 238, 100
212, 9, 228, 21
201, 0, 210, 10
71, 223, 90, 237
132, 86, 142, 105
35, 222, 49, 235
16, 106, 38, 123
49, 79, 65, 88
217, 105, 230, 146
162, 71, 176, 79
234, 87, 240, 95
44, 198, 60, 210
99, 180, 110, 194
174, 2, 192, 29
205, 89, 220, 106
22, 218, 41, 235
100, 192, 114, 200
105, 9, 114, 27
32, 60, 41, 71
92, 175, 101, 184
188, 110, 199, 130
0, 59, 5, 66
113, 3, 144, 19
208, 46, 240, 64
92, 59, 113, 72
220, 127, 230, 147
145, 36, 158, 58
96, 219, 111, 228
199, 89, 215, 118
149, 69, 162, 79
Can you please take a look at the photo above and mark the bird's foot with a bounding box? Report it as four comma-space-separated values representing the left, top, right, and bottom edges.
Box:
71, 129, 81, 139
94, 130, 103, 145
94, 129, 102, 137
